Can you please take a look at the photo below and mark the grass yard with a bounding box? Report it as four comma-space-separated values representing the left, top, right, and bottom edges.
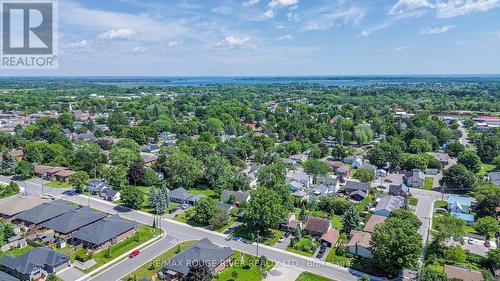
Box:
331, 214, 344, 230
409, 197, 419, 206
188, 188, 219, 199
122, 241, 196, 281
173, 208, 205, 227
232, 225, 283, 246
287, 237, 317, 257
81, 226, 161, 273
296, 272, 335, 281
325, 247, 353, 267
434, 200, 447, 209
0, 245, 34, 258
356, 194, 374, 212
47, 181, 72, 188
477, 163, 495, 178
215, 252, 274, 281
214, 217, 237, 233
423, 177, 434, 191
141, 202, 179, 216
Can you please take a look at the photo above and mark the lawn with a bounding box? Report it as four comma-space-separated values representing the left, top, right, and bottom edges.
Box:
477, 163, 495, 178
141, 202, 179, 216
232, 225, 283, 246
214, 216, 237, 233
188, 188, 219, 199
423, 177, 434, 191
356, 194, 374, 212
409, 197, 419, 206
325, 247, 353, 267
434, 200, 447, 209
81, 226, 162, 273
331, 215, 344, 230
215, 251, 274, 281
0, 245, 34, 258
287, 237, 317, 257
122, 241, 196, 281
296, 272, 335, 281
47, 181, 72, 188
173, 208, 205, 227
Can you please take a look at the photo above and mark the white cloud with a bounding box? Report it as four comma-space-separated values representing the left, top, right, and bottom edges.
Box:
263, 9, 275, 18
212, 6, 232, 15
131, 46, 146, 53
394, 46, 408, 51
277, 34, 293, 40
269, 0, 299, 8
98, 28, 138, 40
242, 0, 260, 7
167, 40, 183, 47
301, 3, 365, 31
421, 25, 455, 34
217, 36, 253, 49
66, 40, 91, 48
389, 0, 500, 18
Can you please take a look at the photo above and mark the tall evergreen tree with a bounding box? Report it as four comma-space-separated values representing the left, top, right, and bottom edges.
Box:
342, 206, 362, 234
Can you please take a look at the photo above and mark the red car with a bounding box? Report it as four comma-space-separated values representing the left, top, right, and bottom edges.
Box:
129, 249, 141, 258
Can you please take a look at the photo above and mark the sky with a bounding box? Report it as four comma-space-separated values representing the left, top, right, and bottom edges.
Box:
3, 0, 500, 76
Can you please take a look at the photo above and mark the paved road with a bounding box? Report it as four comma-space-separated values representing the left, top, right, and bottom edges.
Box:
459, 121, 470, 147
0, 175, 364, 281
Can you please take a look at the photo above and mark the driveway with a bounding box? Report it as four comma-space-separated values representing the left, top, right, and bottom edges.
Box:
446, 237, 497, 257
265, 263, 303, 281
57, 266, 86, 281
275, 235, 292, 251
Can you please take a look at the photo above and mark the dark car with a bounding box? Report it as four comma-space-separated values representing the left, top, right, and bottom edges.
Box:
316, 252, 323, 258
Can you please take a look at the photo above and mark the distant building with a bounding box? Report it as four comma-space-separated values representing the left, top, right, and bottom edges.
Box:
404, 169, 425, 188
444, 265, 484, 281
373, 196, 405, 217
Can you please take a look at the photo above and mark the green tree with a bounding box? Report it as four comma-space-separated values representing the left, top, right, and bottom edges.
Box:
445, 245, 466, 264
354, 124, 374, 145
121, 186, 145, 209
209, 207, 230, 230
371, 218, 422, 275
475, 128, 499, 163
148, 187, 169, 214
409, 139, 432, 153
185, 263, 212, 281
242, 187, 287, 232
440, 164, 477, 192
193, 197, 217, 225
473, 216, 499, 239
103, 165, 128, 189
14, 160, 35, 180
403, 153, 429, 171
0, 152, 16, 175
303, 160, 330, 180
388, 209, 421, 229
206, 117, 224, 135
158, 151, 202, 188
433, 215, 466, 243
109, 147, 140, 167
127, 160, 146, 186
331, 145, 348, 160
353, 169, 375, 183
358, 275, 370, 281
69, 171, 89, 193
71, 143, 107, 178
457, 150, 481, 173
342, 206, 362, 234
445, 141, 465, 158
474, 182, 500, 217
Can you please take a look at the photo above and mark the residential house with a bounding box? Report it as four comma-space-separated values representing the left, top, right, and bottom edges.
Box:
304, 216, 339, 246
86, 180, 110, 194
404, 169, 425, 188
352, 158, 363, 169
72, 215, 138, 253
0, 197, 49, 220
288, 181, 304, 193
486, 172, 500, 186
168, 188, 204, 205
282, 158, 299, 169
34, 166, 66, 180
344, 180, 370, 194
326, 161, 343, 173
376, 169, 387, 178
443, 265, 484, 281
14, 200, 79, 228
373, 196, 405, 217
308, 176, 339, 203
100, 188, 121, 202
388, 184, 410, 199
216, 202, 234, 214
286, 171, 312, 189
141, 143, 161, 153
8, 150, 23, 161
289, 153, 308, 164
344, 156, 362, 165
141, 153, 159, 166
430, 152, 451, 166
0, 247, 70, 281
159, 238, 232, 281
448, 196, 475, 225
159, 132, 177, 142
40, 207, 107, 236
358, 164, 377, 176
335, 165, 351, 177
53, 169, 76, 183
220, 190, 251, 207
283, 213, 302, 232
73, 132, 95, 142
350, 190, 367, 201
347, 230, 372, 258
363, 215, 386, 233
0, 236, 27, 253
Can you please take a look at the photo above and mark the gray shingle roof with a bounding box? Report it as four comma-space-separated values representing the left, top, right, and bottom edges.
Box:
163, 238, 232, 276
0, 271, 19, 281
0, 247, 69, 275
345, 181, 370, 193
374, 196, 405, 214
72, 215, 137, 246
40, 207, 107, 234
168, 188, 193, 201
15, 200, 78, 225
221, 190, 250, 203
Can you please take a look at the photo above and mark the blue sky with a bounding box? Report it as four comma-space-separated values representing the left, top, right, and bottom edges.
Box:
4, 0, 500, 76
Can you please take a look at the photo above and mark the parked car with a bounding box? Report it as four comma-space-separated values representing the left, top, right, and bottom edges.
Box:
181, 204, 190, 210
278, 237, 285, 243
484, 241, 491, 248
316, 252, 323, 258
168, 207, 179, 214
129, 249, 140, 258
467, 238, 473, 244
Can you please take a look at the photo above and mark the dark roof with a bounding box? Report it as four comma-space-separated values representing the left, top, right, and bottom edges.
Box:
163, 238, 232, 276
0, 271, 19, 281
221, 190, 250, 203
15, 200, 78, 225
86, 180, 109, 193
217, 202, 233, 213
305, 216, 331, 235
0, 247, 69, 275
73, 215, 137, 246
388, 184, 409, 195
41, 207, 107, 234
168, 187, 193, 201
374, 196, 405, 214
345, 181, 370, 193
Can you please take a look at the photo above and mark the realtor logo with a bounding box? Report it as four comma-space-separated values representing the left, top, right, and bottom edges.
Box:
1, 0, 58, 69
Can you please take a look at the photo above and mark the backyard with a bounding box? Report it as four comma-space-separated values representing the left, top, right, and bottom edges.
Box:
122, 240, 196, 281
215, 251, 274, 281
0, 245, 34, 258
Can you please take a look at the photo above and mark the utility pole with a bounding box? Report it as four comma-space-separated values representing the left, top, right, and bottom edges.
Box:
23, 182, 27, 196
